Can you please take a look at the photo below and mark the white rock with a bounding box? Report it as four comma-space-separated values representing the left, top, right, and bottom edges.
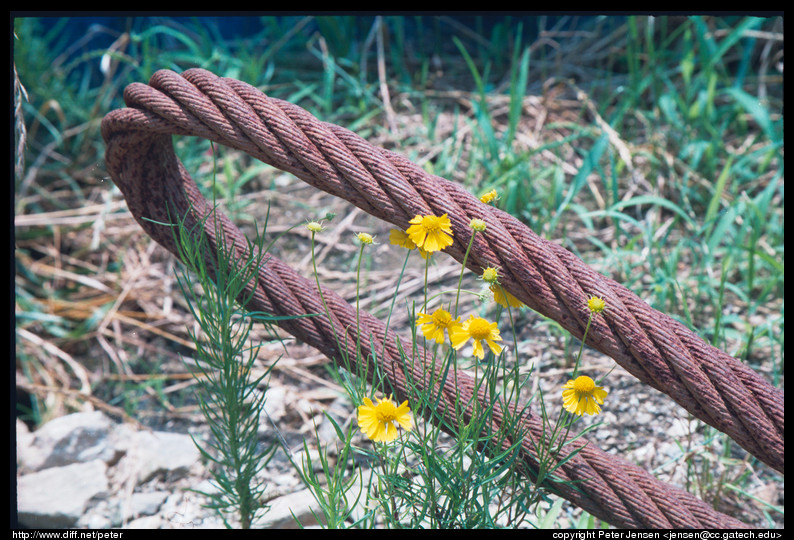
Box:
18, 459, 109, 528
118, 429, 201, 483
15, 419, 34, 462
667, 417, 696, 438
18, 411, 117, 472
126, 515, 164, 528
254, 487, 322, 528
262, 385, 287, 423
124, 491, 170, 521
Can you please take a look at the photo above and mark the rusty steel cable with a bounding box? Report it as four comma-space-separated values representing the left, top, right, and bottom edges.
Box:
101, 68, 781, 528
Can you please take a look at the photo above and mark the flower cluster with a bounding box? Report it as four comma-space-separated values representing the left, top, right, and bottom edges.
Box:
305, 220, 325, 233
480, 189, 499, 205
588, 295, 606, 314
406, 213, 455, 253
449, 315, 503, 359
341, 196, 610, 444
387, 212, 519, 361
356, 232, 375, 245
416, 308, 460, 344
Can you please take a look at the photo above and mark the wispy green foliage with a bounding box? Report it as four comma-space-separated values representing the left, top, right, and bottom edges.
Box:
170, 206, 283, 528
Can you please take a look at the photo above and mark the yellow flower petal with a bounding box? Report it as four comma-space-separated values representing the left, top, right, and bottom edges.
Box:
491, 285, 525, 309
389, 229, 416, 249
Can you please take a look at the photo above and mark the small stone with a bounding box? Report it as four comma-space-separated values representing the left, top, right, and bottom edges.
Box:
18, 460, 109, 528
125, 491, 170, 520
119, 429, 201, 483
254, 487, 321, 528
19, 411, 117, 472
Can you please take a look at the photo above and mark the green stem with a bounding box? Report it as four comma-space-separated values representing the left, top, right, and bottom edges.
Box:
356, 243, 364, 357
309, 230, 354, 391
453, 232, 477, 318
571, 314, 593, 379
554, 313, 595, 456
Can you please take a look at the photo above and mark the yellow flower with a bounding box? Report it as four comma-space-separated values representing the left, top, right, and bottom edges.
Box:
490, 285, 525, 309
406, 214, 454, 253
416, 308, 460, 344
389, 229, 430, 259
481, 267, 499, 284
480, 189, 499, 204
587, 295, 606, 314
357, 395, 413, 443
469, 218, 487, 232
356, 232, 375, 245
305, 221, 324, 233
449, 315, 503, 360
562, 375, 608, 416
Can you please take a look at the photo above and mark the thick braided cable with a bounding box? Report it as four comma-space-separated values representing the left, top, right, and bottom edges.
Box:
99, 68, 776, 527
100, 130, 748, 528
105, 68, 782, 474
102, 116, 749, 529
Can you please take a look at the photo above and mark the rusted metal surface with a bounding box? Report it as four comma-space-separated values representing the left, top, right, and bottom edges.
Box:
102, 68, 783, 528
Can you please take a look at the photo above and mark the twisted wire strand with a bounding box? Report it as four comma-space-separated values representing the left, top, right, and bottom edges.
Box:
100, 68, 779, 527
101, 135, 748, 528
116, 68, 782, 472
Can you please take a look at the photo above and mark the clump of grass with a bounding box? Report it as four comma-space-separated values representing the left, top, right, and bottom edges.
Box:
168, 205, 282, 528
290, 209, 615, 528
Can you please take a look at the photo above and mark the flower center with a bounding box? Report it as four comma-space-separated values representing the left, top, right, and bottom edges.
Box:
432, 310, 453, 327
482, 267, 498, 283
587, 296, 606, 314
422, 215, 445, 231
467, 318, 492, 340
357, 232, 374, 245
573, 375, 596, 393
376, 401, 398, 422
